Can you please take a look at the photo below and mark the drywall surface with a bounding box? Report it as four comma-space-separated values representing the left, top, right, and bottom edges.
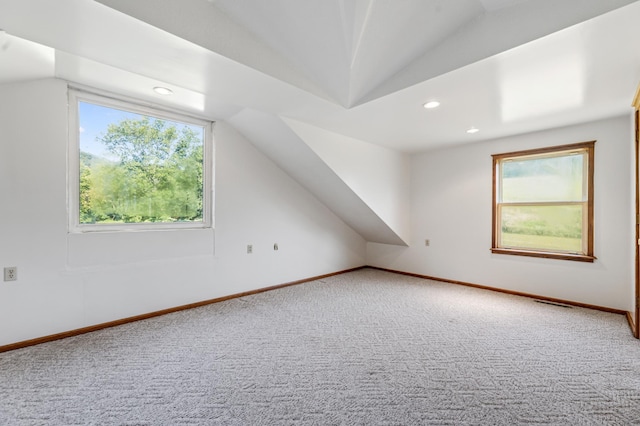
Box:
367, 115, 634, 312
228, 109, 407, 245
0, 79, 365, 346
283, 118, 411, 244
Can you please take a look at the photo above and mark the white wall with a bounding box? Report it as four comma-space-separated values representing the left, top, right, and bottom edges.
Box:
0, 78, 366, 346
368, 115, 635, 312
283, 118, 411, 244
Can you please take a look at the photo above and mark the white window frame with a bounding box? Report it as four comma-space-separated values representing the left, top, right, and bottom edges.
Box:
68, 88, 214, 233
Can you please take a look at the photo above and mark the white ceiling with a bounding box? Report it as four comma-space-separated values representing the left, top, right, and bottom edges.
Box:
1, 0, 639, 153
211, 0, 485, 107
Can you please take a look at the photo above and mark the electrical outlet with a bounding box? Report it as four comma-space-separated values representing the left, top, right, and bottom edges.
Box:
247, 244, 253, 254
273, 243, 279, 251
4, 267, 17, 281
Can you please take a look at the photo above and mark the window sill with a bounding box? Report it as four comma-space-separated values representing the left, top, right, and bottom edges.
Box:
70, 223, 212, 233
491, 248, 596, 263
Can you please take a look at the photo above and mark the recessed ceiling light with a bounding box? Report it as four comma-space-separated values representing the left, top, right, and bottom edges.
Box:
423, 101, 440, 109
466, 127, 479, 134
153, 86, 173, 95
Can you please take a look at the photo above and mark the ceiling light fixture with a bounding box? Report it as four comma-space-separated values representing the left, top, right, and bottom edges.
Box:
153, 86, 173, 95
423, 100, 440, 109
466, 127, 479, 134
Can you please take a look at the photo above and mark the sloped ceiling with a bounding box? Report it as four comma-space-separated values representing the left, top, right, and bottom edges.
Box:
228, 109, 408, 245
2, 0, 640, 152
1, 0, 640, 246
210, 0, 484, 107
98, 0, 640, 109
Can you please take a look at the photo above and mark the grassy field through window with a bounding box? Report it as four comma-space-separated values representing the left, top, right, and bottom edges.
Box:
492, 142, 594, 260
501, 232, 582, 252
500, 204, 583, 253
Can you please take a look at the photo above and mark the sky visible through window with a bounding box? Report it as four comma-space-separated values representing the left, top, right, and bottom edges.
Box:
78, 102, 202, 159
75, 99, 208, 226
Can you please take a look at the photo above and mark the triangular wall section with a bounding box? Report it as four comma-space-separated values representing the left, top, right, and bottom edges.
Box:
282, 118, 410, 245
227, 109, 409, 246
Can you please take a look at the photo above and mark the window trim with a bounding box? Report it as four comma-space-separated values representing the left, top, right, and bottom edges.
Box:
491, 141, 596, 263
68, 88, 214, 233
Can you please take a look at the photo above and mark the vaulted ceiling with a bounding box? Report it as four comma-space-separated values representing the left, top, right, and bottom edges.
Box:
2, 0, 640, 245
1, 0, 639, 152
206, 0, 621, 109
210, 0, 489, 107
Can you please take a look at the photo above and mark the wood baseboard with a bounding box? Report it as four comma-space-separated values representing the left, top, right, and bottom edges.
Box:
627, 311, 638, 338
3, 264, 636, 353
0, 266, 366, 353
369, 266, 629, 316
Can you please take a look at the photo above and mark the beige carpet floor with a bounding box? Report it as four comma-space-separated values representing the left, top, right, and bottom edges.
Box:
1, 268, 639, 425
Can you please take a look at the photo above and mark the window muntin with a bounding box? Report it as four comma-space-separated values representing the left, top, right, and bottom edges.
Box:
69, 89, 213, 232
492, 142, 595, 262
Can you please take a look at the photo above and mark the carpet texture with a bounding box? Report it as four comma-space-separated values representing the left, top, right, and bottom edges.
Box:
1, 268, 639, 425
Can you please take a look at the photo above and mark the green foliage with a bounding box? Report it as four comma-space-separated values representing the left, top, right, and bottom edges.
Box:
501, 205, 582, 239
501, 222, 581, 239
79, 117, 204, 224
501, 233, 582, 253
498, 149, 588, 253
500, 205, 583, 253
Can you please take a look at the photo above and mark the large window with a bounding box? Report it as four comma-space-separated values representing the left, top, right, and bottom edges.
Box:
492, 141, 595, 262
69, 89, 213, 232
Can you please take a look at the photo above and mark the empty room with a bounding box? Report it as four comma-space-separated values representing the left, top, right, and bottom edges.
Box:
1, 0, 640, 424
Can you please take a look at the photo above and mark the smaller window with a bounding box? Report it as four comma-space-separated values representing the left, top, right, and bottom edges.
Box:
492, 141, 595, 262
69, 89, 213, 232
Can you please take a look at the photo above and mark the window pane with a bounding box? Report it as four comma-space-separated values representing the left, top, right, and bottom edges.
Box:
501, 153, 584, 203
78, 102, 205, 225
500, 204, 583, 253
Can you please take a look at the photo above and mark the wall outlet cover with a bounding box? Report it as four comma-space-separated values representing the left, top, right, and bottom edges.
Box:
4, 267, 17, 281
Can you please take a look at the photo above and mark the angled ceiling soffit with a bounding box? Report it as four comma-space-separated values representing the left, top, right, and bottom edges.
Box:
227, 109, 408, 245
355, 0, 640, 106
95, 0, 339, 105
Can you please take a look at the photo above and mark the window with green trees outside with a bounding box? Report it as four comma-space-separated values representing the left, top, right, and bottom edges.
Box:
492, 141, 595, 262
69, 89, 213, 232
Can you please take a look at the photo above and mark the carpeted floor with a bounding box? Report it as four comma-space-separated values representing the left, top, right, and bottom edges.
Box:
1, 268, 639, 425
